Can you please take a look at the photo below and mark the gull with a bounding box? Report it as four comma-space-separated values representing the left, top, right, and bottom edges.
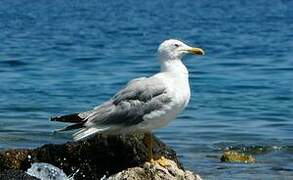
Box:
51, 39, 204, 164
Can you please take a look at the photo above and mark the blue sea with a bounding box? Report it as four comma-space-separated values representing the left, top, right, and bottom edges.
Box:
0, 0, 292, 179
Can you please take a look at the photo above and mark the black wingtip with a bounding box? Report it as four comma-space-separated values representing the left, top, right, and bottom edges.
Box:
50, 113, 84, 123
54, 123, 85, 132
50, 116, 58, 121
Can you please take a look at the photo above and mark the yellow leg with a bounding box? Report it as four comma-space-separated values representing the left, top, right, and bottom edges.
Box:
143, 132, 173, 167
144, 131, 153, 162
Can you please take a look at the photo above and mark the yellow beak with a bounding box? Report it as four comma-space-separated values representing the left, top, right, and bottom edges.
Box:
187, 48, 205, 55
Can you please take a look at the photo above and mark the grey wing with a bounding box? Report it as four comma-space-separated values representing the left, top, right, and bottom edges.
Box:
84, 77, 172, 127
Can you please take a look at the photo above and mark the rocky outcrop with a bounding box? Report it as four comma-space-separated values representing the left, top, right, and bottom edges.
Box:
0, 133, 200, 180
108, 158, 202, 180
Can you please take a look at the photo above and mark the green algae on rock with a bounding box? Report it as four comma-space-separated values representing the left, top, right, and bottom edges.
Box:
220, 150, 256, 163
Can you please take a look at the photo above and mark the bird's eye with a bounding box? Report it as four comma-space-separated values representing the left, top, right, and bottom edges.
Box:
174, 44, 180, 47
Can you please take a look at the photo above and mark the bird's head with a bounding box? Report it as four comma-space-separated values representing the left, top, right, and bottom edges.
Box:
158, 39, 204, 61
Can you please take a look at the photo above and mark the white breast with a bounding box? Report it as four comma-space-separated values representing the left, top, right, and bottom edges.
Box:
140, 71, 191, 130
167, 72, 191, 115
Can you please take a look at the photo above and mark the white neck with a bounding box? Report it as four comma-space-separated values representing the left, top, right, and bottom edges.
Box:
160, 58, 188, 75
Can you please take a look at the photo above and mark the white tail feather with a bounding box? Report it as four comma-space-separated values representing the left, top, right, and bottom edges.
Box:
73, 127, 108, 141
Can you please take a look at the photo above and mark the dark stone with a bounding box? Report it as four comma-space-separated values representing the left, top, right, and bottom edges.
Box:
0, 170, 37, 180
0, 133, 182, 180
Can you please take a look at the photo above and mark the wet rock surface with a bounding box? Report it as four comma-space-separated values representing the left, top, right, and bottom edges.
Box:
221, 150, 256, 163
0, 170, 37, 180
0, 133, 194, 180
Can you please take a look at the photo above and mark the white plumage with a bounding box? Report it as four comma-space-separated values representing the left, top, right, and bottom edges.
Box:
51, 39, 204, 141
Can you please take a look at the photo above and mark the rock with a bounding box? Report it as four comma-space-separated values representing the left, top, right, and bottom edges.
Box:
220, 150, 256, 163
27, 162, 77, 180
108, 158, 202, 180
0, 133, 186, 179
0, 170, 37, 180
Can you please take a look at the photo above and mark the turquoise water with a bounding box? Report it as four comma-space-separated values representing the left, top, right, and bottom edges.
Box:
0, 0, 292, 179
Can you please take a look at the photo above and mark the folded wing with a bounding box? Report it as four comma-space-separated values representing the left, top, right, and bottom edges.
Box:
51, 76, 172, 140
